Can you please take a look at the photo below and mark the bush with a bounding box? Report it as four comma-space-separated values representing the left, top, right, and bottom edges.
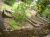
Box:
21, 0, 33, 4
4, 0, 16, 6
42, 6, 50, 21
12, 3, 26, 22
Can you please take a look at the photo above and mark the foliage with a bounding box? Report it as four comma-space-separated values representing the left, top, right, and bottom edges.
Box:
42, 6, 50, 21
37, 0, 49, 12
21, 0, 33, 5
12, 2, 28, 22
4, 0, 16, 6
31, 0, 50, 21
35, 0, 50, 17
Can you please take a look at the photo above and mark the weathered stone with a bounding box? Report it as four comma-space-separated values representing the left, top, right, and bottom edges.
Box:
0, 9, 50, 37
2, 10, 13, 18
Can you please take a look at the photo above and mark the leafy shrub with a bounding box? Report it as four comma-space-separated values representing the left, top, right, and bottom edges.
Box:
35, 0, 50, 17
12, 3, 28, 23
4, 0, 16, 6
21, 0, 33, 4
42, 6, 50, 21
